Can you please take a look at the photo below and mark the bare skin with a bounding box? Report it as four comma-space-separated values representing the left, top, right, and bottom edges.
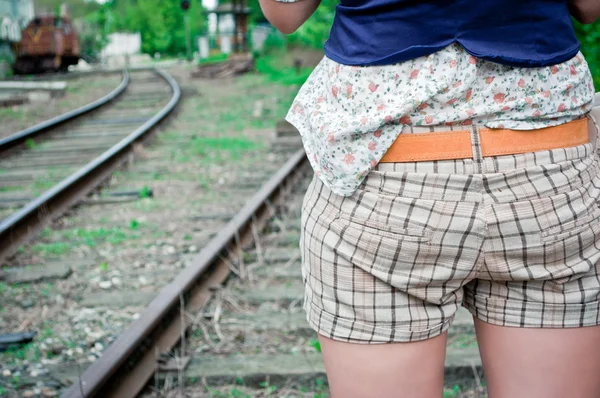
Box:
258, 0, 320, 33
319, 321, 600, 398
474, 319, 600, 398
318, 333, 448, 398
570, 0, 600, 24
259, 2, 600, 397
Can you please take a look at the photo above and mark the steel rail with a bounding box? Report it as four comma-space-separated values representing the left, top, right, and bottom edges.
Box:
0, 70, 130, 152
0, 69, 180, 264
62, 148, 309, 398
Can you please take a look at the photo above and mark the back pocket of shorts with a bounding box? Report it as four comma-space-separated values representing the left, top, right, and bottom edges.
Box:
540, 213, 597, 243
335, 213, 431, 243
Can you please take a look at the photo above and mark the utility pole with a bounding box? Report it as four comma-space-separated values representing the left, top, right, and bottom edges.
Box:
181, 0, 192, 61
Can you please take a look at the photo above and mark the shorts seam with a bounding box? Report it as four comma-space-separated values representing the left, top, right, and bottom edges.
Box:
462, 290, 600, 328
304, 299, 454, 343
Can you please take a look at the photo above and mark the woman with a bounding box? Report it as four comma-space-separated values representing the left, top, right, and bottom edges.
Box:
259, 1, 600, 396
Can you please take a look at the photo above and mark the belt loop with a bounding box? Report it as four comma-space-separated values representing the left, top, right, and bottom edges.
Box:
588, 111, 600, 153
470, 125, 484, 173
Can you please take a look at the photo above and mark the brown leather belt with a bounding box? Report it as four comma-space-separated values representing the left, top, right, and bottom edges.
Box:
379, 118, 590, 163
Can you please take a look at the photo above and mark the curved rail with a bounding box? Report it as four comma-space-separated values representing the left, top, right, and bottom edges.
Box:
0, 69, 180, 263
62, 148, 309, 397
0, 70, 130, 152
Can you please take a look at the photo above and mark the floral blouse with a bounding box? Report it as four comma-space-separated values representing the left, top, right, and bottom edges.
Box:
284, 41, 594, 197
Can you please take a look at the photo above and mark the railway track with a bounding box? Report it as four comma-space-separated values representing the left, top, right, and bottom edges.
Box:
0, 68, 485, 396
0, 69, 180, 264
40, 147, 481, 397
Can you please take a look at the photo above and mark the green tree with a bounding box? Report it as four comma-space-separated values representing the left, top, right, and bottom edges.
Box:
573, 19, 600, 88
104, 0, 206, 56
34, 0, 102, 18
287, 0, 337, 49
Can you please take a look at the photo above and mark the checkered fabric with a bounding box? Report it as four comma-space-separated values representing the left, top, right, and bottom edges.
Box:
300, 120, 600, 343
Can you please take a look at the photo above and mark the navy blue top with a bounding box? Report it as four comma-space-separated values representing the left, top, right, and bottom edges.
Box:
325, 0, 580, 67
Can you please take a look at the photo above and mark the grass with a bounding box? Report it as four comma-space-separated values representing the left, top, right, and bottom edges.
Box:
198, 52, 230, 66
62, 226, 140, 247
448, 333, 478, 349
0, 185, 21, 193
99, 261, 109, 272
170, 134, 266, 165
30, 242, 71, 256
22, 222, 145, 258
255, 51, 314, 86
32, 178, 58, 195
203, 377, 329, 398
24, 138, 37, 149
173, 71, 298, 136
0, 108, 27, 123
0, 322, 58, 367
444, 385, 463, 397
138, 185, 152, 198
308, 338, 322, 352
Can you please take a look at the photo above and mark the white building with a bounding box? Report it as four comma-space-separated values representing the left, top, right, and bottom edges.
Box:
0, 0, 34, 76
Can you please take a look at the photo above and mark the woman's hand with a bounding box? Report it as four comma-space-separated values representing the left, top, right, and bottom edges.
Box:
258, 0, 321, 34
570, 0, 600, 24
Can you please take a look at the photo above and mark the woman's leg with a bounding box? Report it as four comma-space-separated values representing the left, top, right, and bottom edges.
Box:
474, 319, 600, 398
318, 332, 448, 398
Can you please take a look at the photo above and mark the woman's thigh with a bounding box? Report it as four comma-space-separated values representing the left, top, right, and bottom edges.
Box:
474, 319, 600, 398
318, 332, 448, 398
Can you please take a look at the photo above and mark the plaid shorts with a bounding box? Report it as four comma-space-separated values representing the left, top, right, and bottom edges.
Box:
300, 121, 600, 343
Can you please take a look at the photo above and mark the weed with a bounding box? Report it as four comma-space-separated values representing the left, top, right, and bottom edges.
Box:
198, 52, 229, 65
139, 185, 152, 198
192, 328, 204, 338
135, 199, 159, 211
259, 381, 277, 396
0, 282, 6, 295
40, 283, 54, 298
198, 175, 211, 190
184, 233, 192, 241
443, 385, 462, 397
255, 52, 313, 86
99, 262, 109, 272
228, 388, 244, 397
32, 178, 57, 195
313, 377, 328, 398
0, 185, 21, 193
11, 374, 20, 387
308, 338, 322, 353
40, 326, 54, 339
448, 333, 478, 349
130, 219, 140, 230
181, 136, 264, 164
30, 242, 71, 256
32, 345, 42, 362
62, 226, 137, 247
24, 138, 37, 149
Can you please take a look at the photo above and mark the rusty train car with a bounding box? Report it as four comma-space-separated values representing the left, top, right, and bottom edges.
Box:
12, 14, 80, 74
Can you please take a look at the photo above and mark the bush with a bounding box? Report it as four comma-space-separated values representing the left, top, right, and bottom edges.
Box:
574, 19, 600, 89
255, 51, 313, 85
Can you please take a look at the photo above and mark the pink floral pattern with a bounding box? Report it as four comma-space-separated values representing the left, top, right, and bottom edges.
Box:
285, 43, 595, 196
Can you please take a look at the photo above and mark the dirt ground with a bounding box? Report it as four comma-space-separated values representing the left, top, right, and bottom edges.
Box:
1, 72, 123, 138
